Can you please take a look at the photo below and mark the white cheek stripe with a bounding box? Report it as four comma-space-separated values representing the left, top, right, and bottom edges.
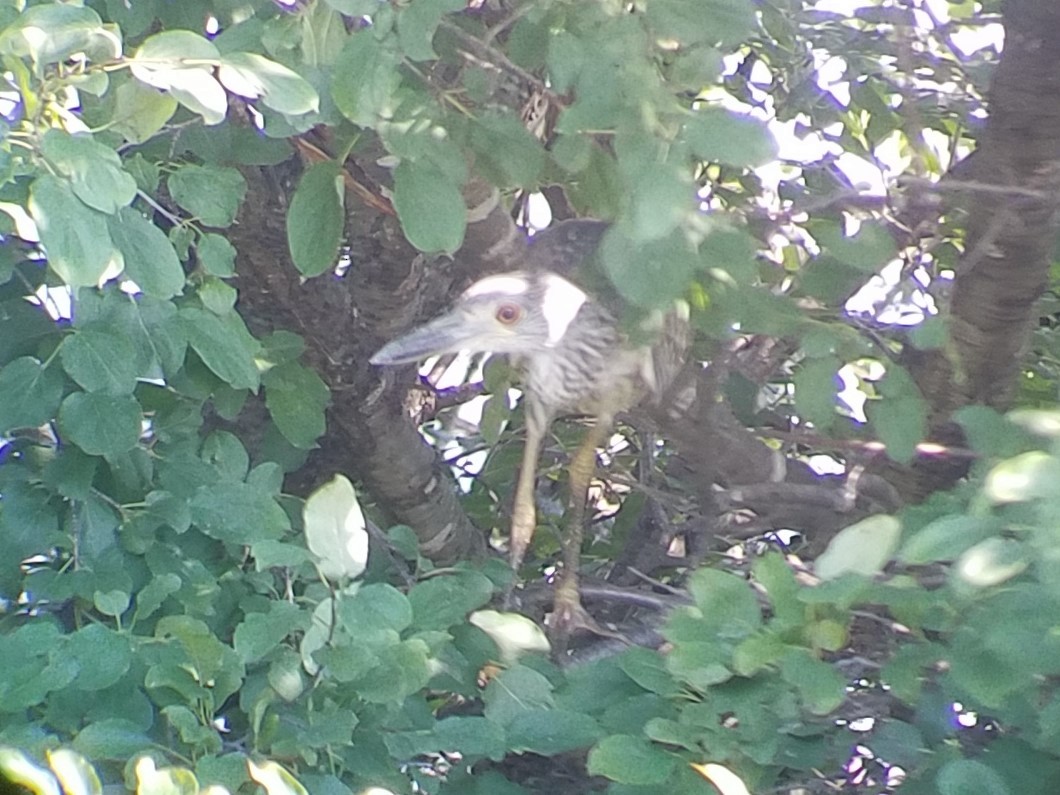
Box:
540, 274, 588, 346
464, 273, 531, 298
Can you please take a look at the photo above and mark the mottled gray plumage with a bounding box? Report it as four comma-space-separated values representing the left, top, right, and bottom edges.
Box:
371, 220, 688, 640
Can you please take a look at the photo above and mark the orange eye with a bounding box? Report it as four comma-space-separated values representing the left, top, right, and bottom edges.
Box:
496, 303, 522, 325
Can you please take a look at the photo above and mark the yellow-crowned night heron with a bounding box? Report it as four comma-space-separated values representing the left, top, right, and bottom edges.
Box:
371, 220, 687, 638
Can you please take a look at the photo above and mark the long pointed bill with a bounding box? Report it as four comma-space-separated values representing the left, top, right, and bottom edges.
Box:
370, 311, 488, 365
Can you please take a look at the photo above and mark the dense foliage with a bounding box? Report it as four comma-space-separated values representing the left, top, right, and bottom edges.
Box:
3, 0, 1060, 793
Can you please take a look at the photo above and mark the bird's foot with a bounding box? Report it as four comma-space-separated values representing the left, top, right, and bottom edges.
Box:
547, 593, 628, 656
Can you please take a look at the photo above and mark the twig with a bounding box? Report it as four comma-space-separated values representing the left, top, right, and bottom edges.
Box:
438, 19, 563, 106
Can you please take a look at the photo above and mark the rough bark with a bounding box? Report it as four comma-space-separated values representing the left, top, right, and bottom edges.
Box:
898, 0, 1060, 498
228, 155, 489, 564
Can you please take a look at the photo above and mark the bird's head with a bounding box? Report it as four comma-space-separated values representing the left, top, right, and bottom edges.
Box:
370, 271, 591, 365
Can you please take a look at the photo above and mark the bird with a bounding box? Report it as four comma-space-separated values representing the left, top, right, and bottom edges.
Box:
371, 219, 688, 642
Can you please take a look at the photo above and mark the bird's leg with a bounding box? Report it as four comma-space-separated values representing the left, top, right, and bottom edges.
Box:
509, 415, 546, 575
550, 416, 623, 649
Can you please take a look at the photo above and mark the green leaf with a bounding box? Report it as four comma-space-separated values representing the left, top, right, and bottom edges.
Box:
0, 357, 64, 432
628, 166, 693, 242
134, 573, 182, 624
138, 297, 189, 377
331, 32, 401, 127
617, 647, 682, 697
898, 515, 1003, 564
168, 165, 247, 228
234, 602, 309, 664
984, 451, 1060, 504
60, 329, 140, 395
197, 277, 238, 315
322, 0, 378, 13
217, 52, 319, 115
468, 113, 546, 188
303, 475, 368, 580
72, 719, 153, 761
93, 589, 131, 617
955, 537, 1027, 588
397, 0, 464, 60
189, 481, 290, 544
112, 79, 179, 144
780, 649, 846, 714
251, 540, 314, 570
356, 639, 431, 703
286, 161, 345, 277
869, 719, 925, 769
58, 392, 143, 456
551, 134, 593, 174
810, 219, 898, 272
180, 307, 261, 390
483, 665, 555, 726
794, 355, 839, 429
507, 710, 603, 756
432, 720, 510, 763
333, 584, 413, 641
197, 233, 237, 277
201, 430, 250, 480
683, 108, 777, 168
40, 130, 137, 214
130, 30, 227, 125
66, 625, 132, 691
867, 363, 927, 462
936, 759, 1011, 795
731, 631, 787, 676
586, 735, 676, 785
29, 175, 121, 287
686, 568, 762, 635
646, 0, 757, 46
816, 514, 901, 580
261, 360, 330, 449
392, 160, 466, 253
108, 207, 186, 298
408, 571, 494, 630
0, 4, 120, 66
600, 228, 699, 310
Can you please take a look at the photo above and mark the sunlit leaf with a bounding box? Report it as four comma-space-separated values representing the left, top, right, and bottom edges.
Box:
40, 130, 137, 214
130, 31, 227, 125
984, 451, 1060, 503
29, 175, 121, 287
46, 749, 102, 795
303, 474, 368, 581
956, 537, 1027, 588
469, 610, 550, 664
691, 763, 752, 795
248, 760, 309, 795
0, 4, 120, 66
218, 52, 319, 115
815, 514, 901, 580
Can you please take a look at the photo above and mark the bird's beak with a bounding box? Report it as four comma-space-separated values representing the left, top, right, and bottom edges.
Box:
370, 311, 488, 365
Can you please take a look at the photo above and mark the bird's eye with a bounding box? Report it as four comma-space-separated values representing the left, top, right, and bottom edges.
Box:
496, 303, 522, 325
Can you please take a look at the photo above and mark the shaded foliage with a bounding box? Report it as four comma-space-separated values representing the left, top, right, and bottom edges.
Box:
1, 0, 1059, 793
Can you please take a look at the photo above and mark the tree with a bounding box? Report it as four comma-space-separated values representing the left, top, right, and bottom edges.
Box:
2, 0, 1060, 792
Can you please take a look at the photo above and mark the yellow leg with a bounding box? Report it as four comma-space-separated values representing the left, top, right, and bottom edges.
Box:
509, 417, 545, 574
550, 417, 617, 647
